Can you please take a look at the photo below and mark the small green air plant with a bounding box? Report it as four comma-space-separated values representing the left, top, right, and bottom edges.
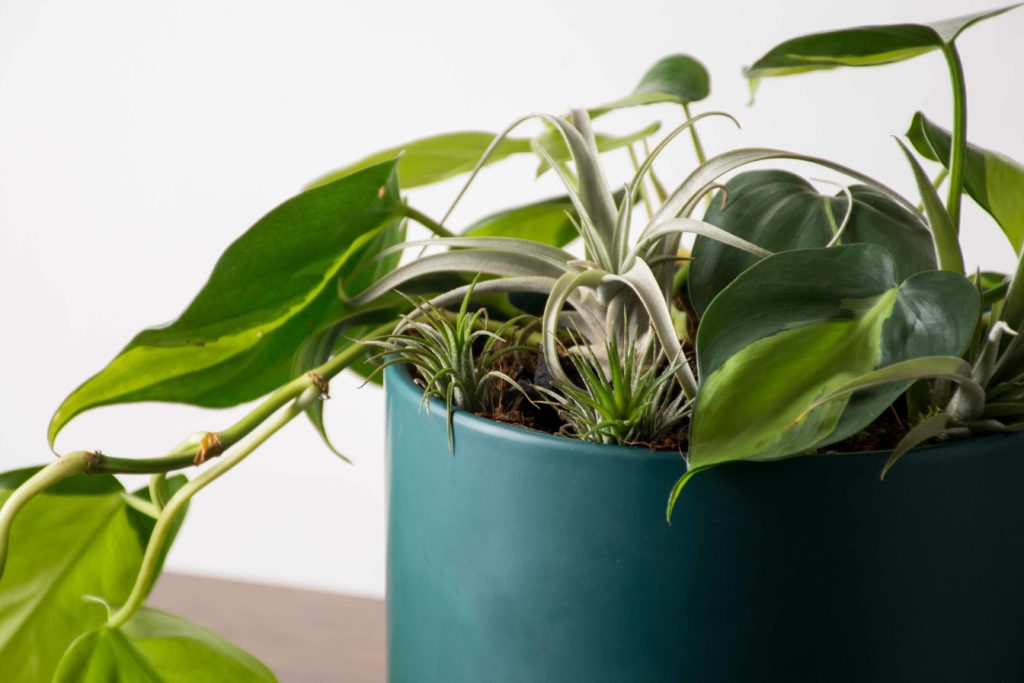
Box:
364, 285, 534, 449
539, 334, 689, 447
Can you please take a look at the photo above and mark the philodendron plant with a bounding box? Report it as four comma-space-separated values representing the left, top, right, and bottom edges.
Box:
2, 5, 1022, 680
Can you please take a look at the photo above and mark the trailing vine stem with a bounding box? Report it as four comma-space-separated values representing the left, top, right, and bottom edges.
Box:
0, 453, 90, 577
0, 320, 395, 581
402, 205, 456, 238
941, 41, 967, 232
107, 384, 322, 629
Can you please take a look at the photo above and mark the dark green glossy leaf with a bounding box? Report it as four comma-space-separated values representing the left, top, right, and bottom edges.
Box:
306, 132, 531, 190
50, 161, 403, 447
689, 170, 936, 315
462, 195, 578, 247
0, 470, 186, 683
744, 6, 1019, 85
593, 54, 710, 114
907, 111, 1024, 251
691, 244, 979, 467
53, 607, 276, 682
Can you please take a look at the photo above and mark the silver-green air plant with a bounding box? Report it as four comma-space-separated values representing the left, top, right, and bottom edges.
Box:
365, 286, 532, 447
539, 334, 689, 447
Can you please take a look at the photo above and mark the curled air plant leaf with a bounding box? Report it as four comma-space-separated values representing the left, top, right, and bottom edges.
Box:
538, 335, 689, 447
350, 109, 772, 403
365, 284, 533, 449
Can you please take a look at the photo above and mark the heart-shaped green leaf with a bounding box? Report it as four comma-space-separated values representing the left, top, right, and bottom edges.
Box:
744, 5, 1019, 86
0, 470, 186, 683
53, 607, 276, 682
50, 161, 403, 448
907, 111, 1024, 252
691, 244, 979, 467
306, 132, 531, 190
592, 54, 710, 114
688, 170, 937, 315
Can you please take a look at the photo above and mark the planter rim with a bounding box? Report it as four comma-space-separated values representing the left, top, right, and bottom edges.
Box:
384, 363, 1014, 466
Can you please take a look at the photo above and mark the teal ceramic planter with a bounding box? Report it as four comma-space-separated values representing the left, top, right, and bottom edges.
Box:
385, 365, 1024, 682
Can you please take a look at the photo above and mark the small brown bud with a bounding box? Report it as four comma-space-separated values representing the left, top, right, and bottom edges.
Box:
194, 432, 224, 465
307, 372, 330, 400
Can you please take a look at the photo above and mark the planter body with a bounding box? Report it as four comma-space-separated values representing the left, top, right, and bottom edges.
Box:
385, 366, 1024, 682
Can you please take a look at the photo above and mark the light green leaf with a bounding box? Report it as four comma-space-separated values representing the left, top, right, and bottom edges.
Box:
0, 470, 186, 683
690, 244, 979, 467
744, 6, 1020, 83
462, 195, 578, 247
305, 132, 531, 190
907, 111, 1024, 252
689, 169, 937, 314
53, 607, 276, 682
592, 54, 710, 114
895, 138, 964, 274
50, 161, 403, 448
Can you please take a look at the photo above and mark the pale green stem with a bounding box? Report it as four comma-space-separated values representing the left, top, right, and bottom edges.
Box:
148, 473, 167, 511
0, 453, 90, 578
402, 205, 456, 238
0, 321, 392, 582
681, 103, 707, 165
121, 494, 160, 519
941, 42, 967, 232
682, 104, 712, 212
641, 139, 668, 203
108, 386, 321, 629
627, 144, 654, 219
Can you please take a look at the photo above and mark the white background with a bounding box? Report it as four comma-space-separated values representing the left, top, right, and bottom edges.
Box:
1, 0, 1021, 597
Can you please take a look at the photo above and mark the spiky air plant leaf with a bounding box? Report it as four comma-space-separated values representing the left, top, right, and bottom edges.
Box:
350, 109, 774, 404
365, 284, 532, 449
539, 336, 689, 447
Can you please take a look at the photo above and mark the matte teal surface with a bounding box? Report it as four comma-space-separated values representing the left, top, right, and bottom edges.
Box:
385, 365, 1024, 682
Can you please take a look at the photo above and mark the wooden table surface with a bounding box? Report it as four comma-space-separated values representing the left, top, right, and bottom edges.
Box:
149, 573, 385, 682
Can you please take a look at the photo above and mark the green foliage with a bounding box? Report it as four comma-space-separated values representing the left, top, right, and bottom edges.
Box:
907, 111, 1024, 251
366, 286, 531, 447
0, 469, 187, 683
4, 6, 1024, 679
49, 160, 404, 448
744, 6, 1018, 85
53, 607, 276, 682
593, 54, 710, 114
306, 131, 532, 190
689, 170, 937, 314
541, 338, 688, 447
689, 244, 979, 467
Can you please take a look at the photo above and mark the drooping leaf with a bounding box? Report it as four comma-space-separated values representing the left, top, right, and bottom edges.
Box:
0, 470, 186, 683
305, 132, 531, 190
53, 607, 276, 682
744, 6, 1020, 88
907, 111, 1024, 252
895, 138, 964, 274
50, 161, 403, 447
591, 54, 711, 114
688, 170, 937, 314
690, 244, 979, 467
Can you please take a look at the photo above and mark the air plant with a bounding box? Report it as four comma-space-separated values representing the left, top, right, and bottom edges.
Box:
539, 333, 688, 447
365, 284, 532, 447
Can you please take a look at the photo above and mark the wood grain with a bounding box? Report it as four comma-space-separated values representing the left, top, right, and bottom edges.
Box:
149, 573, 385, 682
